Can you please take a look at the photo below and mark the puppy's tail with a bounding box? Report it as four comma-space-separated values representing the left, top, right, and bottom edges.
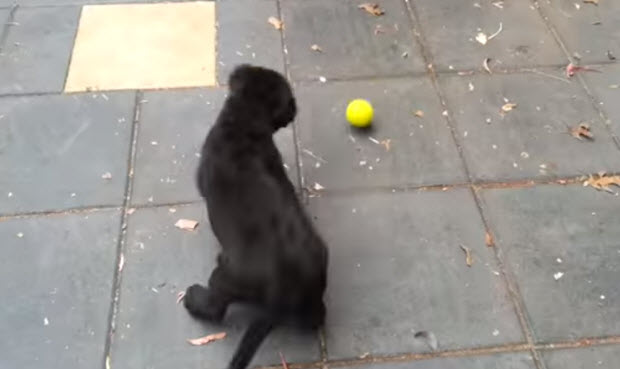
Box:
227, 316, 275, 369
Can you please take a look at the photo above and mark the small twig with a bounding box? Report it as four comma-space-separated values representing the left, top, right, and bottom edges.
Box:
487, 22, 503, 41
302, 149, 327, 164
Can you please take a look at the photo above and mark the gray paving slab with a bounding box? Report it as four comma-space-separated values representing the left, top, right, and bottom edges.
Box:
217, 0, 284, 85
413, 0, 566, 72
481, 185, 620, 342
296, 78, 466, 191
309, 189, 523, 360
0, 7, 80, 94
281, 0, 425, 81
0, 9, 8, 25
0, 92, 135, 214
582, 63, 620, 139
439, 72, 620, 182
543, 345, 620, 369
111, 204, 320, 368
539, 0, 619, 64
0, 210, 121, 369
336, 352, 536, 369
131, 88, 298, 206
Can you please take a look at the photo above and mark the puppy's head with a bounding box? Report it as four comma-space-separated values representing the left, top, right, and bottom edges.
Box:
229, 65, 297, 131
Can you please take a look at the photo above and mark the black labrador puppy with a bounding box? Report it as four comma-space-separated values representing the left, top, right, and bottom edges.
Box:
183, 65, 328, 369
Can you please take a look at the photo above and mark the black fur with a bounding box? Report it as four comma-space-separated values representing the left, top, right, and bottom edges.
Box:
184, 65, 328, 369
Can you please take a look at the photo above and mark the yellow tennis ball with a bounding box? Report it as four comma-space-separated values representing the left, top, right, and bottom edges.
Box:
346, 99, 373, 128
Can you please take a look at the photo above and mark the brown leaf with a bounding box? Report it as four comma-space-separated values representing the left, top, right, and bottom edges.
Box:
584, 173, 620, 193
485, 232, 495, 247
187, 332, 227, 346
279, 352, 290, 369
358, 3, 385, 16
583, 0, 599, 5
501, 103, 517, 113
175, 219, 199, 231
570, 123, 594, 140
459, 245, 474, 267
268, 16, 283, 30
414, 110, 424, 117
310, 44, 322, 52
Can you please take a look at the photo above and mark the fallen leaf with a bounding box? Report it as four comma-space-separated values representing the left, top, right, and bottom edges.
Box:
358, 3, 385, 16
583, 0, 598, 4
187, 332, 227, 346
268, 16, 283, 30
485, 232, 495, 247
414, 110, 424, 117
310, 44, 322, 52
359, 352, 371, 359
553, 272, 564, 280
570, 123, 594, 140
313, 182, 325, 191
101, 172, 112, 180
175, 219, 199, 231
584, 173, 620, 193
475, 32, 488, 45
483, 58, 492, 74
459, 245, 474, 267
501, 103, 517, 113
126, 208, 136, 215
414, 331, 438, 351
279, 352, 290, 369
380, 139, 392, 152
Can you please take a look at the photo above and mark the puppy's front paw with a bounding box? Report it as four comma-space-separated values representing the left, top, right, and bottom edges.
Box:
183, 284, 226, 322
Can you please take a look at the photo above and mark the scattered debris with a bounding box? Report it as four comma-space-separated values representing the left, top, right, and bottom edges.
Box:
414, 110, 424, 117
368, 137, 380, 145
268, 16, 283, 30
583, 0, 598, 5
607, 50, 616, 61
101, 172, 112, 180
414, 331, 438, 351
279, 352, 290, 369
358, 3, 385, 16
468, 82, 475, 91
475, 32, 488, 45
313, 182, 325, 191
492, 329, 500, 336
459, 245, 474, 267
565, 63, 601, 78
553, 271, 564, 280
319, 76, 327, 83
174, 219, 199, 231
584, 173, 620, 193
106, 355, 111, 369
380, 139, 392, 152
610, 84, 619, 89
570, 123, 594, 141
16, 232, 23, 238
483, 58, 492, 74
485, 232, 495, 247
302, 149, 328, 163
126, 208, 136, 215
187, 332, 227, 346
310, 44, 322, 52
501, 103, 517, 113
401, 51, 409, 58
43, 317, 49, 326
176, 291, 186, 304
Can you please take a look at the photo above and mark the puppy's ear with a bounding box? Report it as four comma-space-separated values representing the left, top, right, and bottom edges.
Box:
229, 64, 254, 94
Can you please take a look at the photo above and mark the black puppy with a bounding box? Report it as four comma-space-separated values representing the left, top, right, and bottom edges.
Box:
183, 65, 328, 369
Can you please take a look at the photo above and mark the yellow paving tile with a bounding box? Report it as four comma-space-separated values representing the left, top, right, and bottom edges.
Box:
65, 2, 216, 92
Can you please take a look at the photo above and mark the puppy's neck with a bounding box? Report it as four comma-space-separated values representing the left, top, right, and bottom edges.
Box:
221, 96, 276, 136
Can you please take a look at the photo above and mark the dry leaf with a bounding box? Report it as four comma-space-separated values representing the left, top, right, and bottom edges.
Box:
483, 58, 492, 74
279, 352, 290, 369
187, 332, 227, 346
358, 3, 385, 16
380, 139, 392, 152
485, 232, 495, 247
313, 182, 325, 191
565, 62, 600, 77
175, 219, 199, 231
414, 110, 424, 117
414, 331, 438, 351
268, 16, 283, 30
501, 103, 517, 112
475, 32, 488, 45
460, 245, 474, 267
584, 173, 620, 193
583, 0, 598, 5
570, 123, 594, 140
310, 44, 322, 52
